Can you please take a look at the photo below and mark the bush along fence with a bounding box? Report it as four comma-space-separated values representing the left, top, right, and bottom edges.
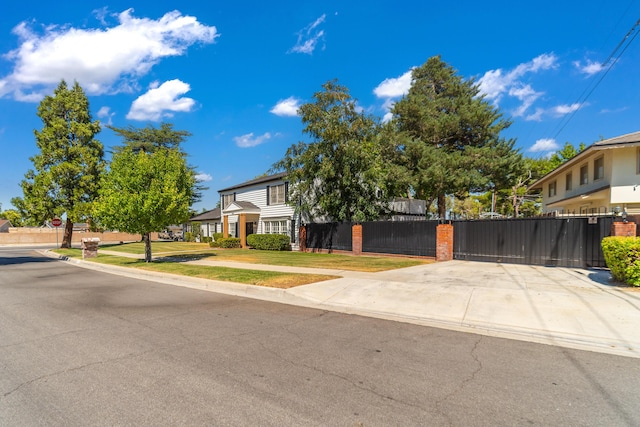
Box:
299, 216, 637, 268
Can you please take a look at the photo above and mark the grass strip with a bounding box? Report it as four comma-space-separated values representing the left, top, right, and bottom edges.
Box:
54, 249, 337, 289
102, 242, 429, 272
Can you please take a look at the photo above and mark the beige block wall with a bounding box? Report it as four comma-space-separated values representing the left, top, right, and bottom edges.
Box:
0, 228, 159, 245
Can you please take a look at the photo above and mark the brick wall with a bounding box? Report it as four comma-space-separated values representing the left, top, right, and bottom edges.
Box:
436, 223, 453, 261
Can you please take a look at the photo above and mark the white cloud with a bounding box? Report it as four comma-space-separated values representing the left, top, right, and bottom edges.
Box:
127, 79, 195, 121
373, 69, 414, 122
289, 14, 326, 54
552, 103, 583, 116
96, 106, 115, 125
478, 53, 557, 114
233, 132, 272, 148
195, 172, 212, 182
529, 138, 560, 152
574, 59, 603, 76
0, 9, 218, 100
270, 96, 301, 116
373, 70, 413, 98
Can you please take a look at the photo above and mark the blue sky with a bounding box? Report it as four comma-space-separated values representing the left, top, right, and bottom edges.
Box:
1, 1, 639, 213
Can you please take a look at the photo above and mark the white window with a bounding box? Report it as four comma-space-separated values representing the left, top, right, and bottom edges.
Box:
565, 172, 572, 191
594, 156, 604, 181
580, 164, 588, 185
222, 194, 234, 209
263, 219, 289, 236
268, 184, 286, 205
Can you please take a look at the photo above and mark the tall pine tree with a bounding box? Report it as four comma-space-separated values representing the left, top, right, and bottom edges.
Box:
18, 80, 104, 247
391, 56, 518, 219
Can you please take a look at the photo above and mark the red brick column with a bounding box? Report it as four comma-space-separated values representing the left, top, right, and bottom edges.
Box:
352, 224, 363, 255
611, 221, 637, 237
299, 225, 307, 252
436, 223, 454, 261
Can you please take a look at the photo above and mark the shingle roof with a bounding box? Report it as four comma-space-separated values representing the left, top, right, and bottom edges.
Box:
189, 208, 221, 221
218, 172, 287, 193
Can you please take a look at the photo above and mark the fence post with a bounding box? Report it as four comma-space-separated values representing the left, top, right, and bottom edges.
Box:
436, 223, 454, 261
611, 221, 637, 237
352, 223, 362, 255
299, 225, 307, 252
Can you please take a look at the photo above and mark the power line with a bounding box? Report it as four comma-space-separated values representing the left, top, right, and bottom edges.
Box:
551, 17, 640, 141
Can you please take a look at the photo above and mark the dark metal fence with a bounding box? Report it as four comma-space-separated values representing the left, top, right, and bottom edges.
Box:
362, 221, 438, 257
305, 222, 353, 251
453, 216, 615, 268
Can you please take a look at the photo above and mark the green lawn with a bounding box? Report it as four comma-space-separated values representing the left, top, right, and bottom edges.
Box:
102, 242, 429, 272
54, 249, 337, 289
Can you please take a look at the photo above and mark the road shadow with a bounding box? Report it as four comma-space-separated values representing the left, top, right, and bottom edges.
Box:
0, 256, 59, 266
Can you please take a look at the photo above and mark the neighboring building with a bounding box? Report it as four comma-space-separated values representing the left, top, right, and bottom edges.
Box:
188, 208, 222, 238
0, 219, 12, 232
218, 172, 297, 248
530, 130, 640, 215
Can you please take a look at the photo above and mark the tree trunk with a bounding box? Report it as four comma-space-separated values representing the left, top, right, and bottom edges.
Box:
143, 232, 152, 262
437, 193, 446, 220
61, 218, 73, 248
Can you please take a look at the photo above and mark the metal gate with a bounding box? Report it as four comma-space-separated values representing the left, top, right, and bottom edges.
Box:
305, 222, 353, 251
453, 216, 614, 268
362, 221, 438, 257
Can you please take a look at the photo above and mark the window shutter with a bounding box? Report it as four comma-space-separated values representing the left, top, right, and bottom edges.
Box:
284, 182, 289, 202
233, 192, 236, 201
266, 186, 270, 206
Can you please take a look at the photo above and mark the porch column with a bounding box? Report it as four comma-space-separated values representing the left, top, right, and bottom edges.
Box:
239, 213, 247, 248
223, 216, 229, 238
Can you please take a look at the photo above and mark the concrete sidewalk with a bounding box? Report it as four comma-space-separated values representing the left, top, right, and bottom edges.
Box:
48, 250, 640, 358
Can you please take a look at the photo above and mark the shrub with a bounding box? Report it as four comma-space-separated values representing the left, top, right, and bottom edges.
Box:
601, 236, 640, 286
211, 237, 241, 248
246, 234, 291, 251
184, 232, 194, 242
201, 236, 212, 243
212, 232, 224, 241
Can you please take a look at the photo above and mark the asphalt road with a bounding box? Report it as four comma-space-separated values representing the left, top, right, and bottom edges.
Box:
1, 247, 639, 426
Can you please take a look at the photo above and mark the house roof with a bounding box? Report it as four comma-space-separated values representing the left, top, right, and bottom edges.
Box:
189, 208, 221, 222
218, 172, 287, 193
0, 219, 12, 228
223, 201, 261, 214
530, 130, 640, 190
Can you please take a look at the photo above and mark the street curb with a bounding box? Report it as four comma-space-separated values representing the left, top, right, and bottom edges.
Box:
40, 250, 640, 359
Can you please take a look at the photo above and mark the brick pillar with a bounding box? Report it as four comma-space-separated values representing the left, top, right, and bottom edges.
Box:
436, 223, 454, 261
352, 224, 363, 255
239, 213, 247, 248
223, 216, 229, 238
611, 221, 637, 237
299, 225, 307, 252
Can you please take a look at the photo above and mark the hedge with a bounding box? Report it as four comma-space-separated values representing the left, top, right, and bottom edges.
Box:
601, 236, 640, 286
246, 234, 291, 251
210, 237, 241, 248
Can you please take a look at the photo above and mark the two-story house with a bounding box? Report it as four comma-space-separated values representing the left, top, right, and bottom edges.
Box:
530, 130, 640, 216
219, 172, 297, 248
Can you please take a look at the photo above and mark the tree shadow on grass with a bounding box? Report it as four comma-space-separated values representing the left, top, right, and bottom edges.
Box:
154, 253, 214, 263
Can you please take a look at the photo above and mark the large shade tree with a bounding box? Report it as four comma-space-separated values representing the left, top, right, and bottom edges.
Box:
391, 56, 519, 218
93, 147, 195, 262
274, 80, 393, 222
17, 80, 104, 247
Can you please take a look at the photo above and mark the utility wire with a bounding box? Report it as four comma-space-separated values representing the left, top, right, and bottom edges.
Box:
551, 17, 640, 141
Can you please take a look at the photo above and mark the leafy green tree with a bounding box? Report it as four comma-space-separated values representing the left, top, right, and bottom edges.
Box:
274, 80, 392, 222
391, 56, 517, 218
108, 122, 191, 154
0, 209, 24, 227
108, 122, 204, 204
18, 80, 104, 247
93, 148, 195, 262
